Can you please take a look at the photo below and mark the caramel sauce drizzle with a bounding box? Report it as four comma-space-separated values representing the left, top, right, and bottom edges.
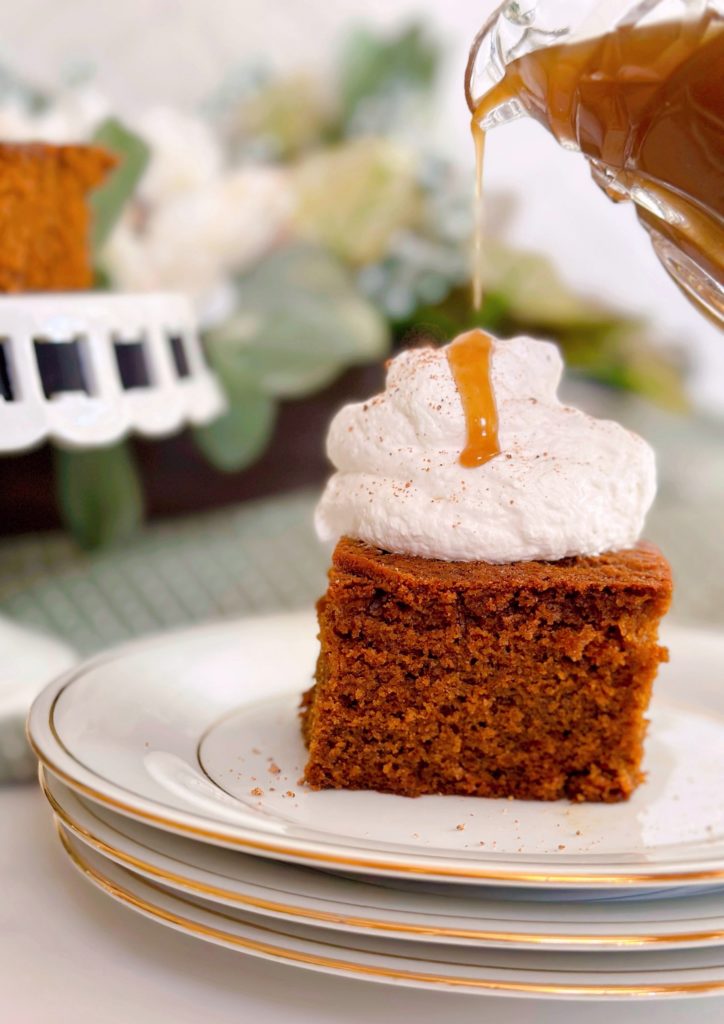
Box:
447, 329, 499, 467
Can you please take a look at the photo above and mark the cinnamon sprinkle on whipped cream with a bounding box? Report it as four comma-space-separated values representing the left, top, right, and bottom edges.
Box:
315, 334, 656, 563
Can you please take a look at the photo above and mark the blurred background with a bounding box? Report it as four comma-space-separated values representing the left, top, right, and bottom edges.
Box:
0, 0, 722, 678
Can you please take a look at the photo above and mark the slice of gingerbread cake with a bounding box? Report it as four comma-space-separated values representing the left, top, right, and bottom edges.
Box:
303, 331, 672, 802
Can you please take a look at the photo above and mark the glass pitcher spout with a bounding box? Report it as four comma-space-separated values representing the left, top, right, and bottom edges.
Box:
466, 0, 724, 326
465, 0, 718, 113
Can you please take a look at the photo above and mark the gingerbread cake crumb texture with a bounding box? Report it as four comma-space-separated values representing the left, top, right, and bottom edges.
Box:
0, 143, 116, 293
301, 537, 672, 803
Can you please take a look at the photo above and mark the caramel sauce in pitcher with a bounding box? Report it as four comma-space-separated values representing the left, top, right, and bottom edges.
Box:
470, 11, 724, 317
447, 329, 500, 466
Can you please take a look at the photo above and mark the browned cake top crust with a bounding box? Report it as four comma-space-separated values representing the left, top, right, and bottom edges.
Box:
0, 142, 116, 185
332, 535, 672, 596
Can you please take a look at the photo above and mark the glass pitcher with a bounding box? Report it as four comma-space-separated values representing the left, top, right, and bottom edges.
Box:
466, 0, 724, 325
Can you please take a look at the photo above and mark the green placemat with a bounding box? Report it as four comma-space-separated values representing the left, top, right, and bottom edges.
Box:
0, 489, 326, 655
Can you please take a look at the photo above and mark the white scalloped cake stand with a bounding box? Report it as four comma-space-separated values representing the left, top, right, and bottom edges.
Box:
0, 291, 225, 452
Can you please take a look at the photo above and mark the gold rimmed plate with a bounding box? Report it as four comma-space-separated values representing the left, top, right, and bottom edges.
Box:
55, 823, 724, 1000
42, 768, 724, 951
28, 612, 724, 888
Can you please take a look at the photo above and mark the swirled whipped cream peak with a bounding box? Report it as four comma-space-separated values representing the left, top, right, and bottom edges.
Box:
315, 331, 656, 563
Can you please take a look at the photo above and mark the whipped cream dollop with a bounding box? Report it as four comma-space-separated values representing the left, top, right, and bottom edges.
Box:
315, 334, 656, 563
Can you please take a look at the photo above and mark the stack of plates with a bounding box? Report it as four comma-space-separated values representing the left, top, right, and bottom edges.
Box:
27, 612, 724, 1002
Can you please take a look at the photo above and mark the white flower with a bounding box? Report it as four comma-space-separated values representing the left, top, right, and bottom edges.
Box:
132, 108, 222, 201
104, 165, 294, 315
102, 103, 294, 315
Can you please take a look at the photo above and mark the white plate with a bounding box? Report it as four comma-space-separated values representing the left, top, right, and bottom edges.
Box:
28, 612, 724, 888
56, 824, 724, 1001
42, 769, 724, 952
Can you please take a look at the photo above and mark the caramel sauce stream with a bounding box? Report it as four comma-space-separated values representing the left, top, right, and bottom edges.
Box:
447, 329, 500, 467
471, 118, 486, 311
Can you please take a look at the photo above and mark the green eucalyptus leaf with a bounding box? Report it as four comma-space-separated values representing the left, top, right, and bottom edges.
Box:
338, 23, 438, 126
54, 441, 144, 550
204, 243, 389, 400
91, 117, 150, 251
193, 391, 276, 472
